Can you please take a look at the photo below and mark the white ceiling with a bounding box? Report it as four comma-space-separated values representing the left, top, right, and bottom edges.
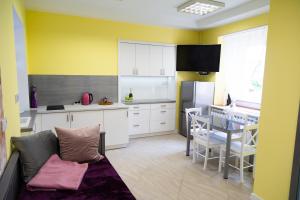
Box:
25, 0, 269, 30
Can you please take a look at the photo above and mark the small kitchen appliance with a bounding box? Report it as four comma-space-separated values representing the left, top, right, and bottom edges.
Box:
82, 92, 93, 105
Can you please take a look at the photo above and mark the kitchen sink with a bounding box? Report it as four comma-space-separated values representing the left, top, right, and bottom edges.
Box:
20, 117, 31, 128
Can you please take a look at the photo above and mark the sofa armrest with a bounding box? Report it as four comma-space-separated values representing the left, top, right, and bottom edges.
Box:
0, 151, 22, 200
99, 132, 105, 156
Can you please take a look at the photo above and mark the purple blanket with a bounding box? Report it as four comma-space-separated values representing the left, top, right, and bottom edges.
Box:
19, 157, 136, 200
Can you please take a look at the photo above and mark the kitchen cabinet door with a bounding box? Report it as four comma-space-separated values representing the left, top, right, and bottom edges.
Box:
41, 112, 70, 133
119, 42, 136, 75
33, 114, 42, 133
128, 109, 150, 136
149, 45, 163, 76
70, 111, 104, 129
163, 46, 176, 76
103, 109, 129, 147
167, 108, 176, 131
135, 44, 150, 76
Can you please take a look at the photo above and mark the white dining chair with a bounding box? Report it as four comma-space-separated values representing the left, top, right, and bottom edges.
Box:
186, 108, 225, 170
218, 112, 259, 183
209, 107, 242, 142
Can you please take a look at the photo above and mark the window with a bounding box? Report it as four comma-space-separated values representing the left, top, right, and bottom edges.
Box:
216, 26, 268, 108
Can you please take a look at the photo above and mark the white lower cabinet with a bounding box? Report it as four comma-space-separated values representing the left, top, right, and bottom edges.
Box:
103, 109, 129, 147
70, 111, 103, 129
41, 112, 70, 132
128, 109, 150, 136
41, 111, 104, 131
33, 114, 42, 133
40, 109, 128, 148
150, 103, 176, 133
128, 103, 176, 136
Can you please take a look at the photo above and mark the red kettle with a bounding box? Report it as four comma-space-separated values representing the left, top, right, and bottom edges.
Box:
82, 92, 93, 105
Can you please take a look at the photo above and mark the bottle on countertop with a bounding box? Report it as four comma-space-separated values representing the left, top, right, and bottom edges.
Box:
129, 88, 133, 99
30, 85, 38, 108
226, 94, 232, 106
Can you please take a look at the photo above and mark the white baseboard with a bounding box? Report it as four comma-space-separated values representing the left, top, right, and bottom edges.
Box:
105, 143, 128, 150
250, 193, 263, 200
129, 131, 176, 139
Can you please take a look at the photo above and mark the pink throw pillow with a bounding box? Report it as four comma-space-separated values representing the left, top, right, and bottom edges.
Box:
55, 125, 103, 162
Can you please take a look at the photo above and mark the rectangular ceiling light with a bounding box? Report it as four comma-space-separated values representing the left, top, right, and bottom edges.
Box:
178, 0, 225, 16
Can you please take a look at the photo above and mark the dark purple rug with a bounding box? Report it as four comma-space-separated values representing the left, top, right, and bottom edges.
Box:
19, 157, 136, 200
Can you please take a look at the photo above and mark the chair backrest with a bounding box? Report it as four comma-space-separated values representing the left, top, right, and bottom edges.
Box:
226, 111, 259, 152
186, 108, 215, 144
185, 108, 202, 136
210, 107, 228, 128
244, 124, 259, 148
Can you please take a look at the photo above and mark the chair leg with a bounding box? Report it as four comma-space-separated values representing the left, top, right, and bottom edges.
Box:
192, 140, 196, 163
218, 148, 223, 172
203, 146, 209, 170
253, 155, 256, 179
240, 155, 244, 183
235, 156, 239, 167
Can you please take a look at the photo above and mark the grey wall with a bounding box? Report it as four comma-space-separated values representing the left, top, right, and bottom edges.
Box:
29, 75, 118, 106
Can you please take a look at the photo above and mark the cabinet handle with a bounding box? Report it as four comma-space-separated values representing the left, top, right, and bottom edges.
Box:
71, 114, 74, 122
133, 124, 140, 127
133, 106, 139, 109
161, 105, 167, 108
160, 122, 166, 125
66, 115, 69, 122
133, 112, 139, 115
160, 111, 167, 113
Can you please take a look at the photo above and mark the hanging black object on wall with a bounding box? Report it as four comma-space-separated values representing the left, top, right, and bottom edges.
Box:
226, 94, 232, 106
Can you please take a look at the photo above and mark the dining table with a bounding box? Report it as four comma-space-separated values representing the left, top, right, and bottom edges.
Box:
185, 105, 260, 179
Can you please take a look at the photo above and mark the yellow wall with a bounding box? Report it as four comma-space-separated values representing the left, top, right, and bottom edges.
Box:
26, 10, 202, 129
200, 13, 269, 44
253, 1, 300, 199
0, 0, 25, 156
199, 13, 269, 82
26, 10, 200, 75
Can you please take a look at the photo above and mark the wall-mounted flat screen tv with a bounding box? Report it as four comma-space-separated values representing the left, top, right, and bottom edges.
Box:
176, 45, 221, 72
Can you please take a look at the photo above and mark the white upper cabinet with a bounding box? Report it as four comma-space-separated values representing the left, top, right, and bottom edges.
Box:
149, 45, 163, 76
119, 42, 136, 75
135, 44, 150, 76
118, 41, 176, 77
163, 46, 176, 76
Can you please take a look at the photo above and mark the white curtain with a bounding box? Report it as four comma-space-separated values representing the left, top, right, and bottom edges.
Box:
219, 26, 268, 104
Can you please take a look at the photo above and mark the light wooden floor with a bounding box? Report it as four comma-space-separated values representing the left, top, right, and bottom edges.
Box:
106, 133, 252, 200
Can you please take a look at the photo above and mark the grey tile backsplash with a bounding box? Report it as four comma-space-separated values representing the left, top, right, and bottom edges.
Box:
29, 75, 118, 106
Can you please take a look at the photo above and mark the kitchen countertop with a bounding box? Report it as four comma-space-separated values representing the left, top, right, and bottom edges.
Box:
20, 110, 37, 132
37, 103, 129, 114
122, 99, 176, 105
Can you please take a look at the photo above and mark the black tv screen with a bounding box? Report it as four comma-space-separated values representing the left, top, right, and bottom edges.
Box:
176, 45, 221, 72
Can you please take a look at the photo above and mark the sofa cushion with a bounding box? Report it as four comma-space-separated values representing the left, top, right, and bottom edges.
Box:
55, 125, 103, 163
11, 130, 59, 183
